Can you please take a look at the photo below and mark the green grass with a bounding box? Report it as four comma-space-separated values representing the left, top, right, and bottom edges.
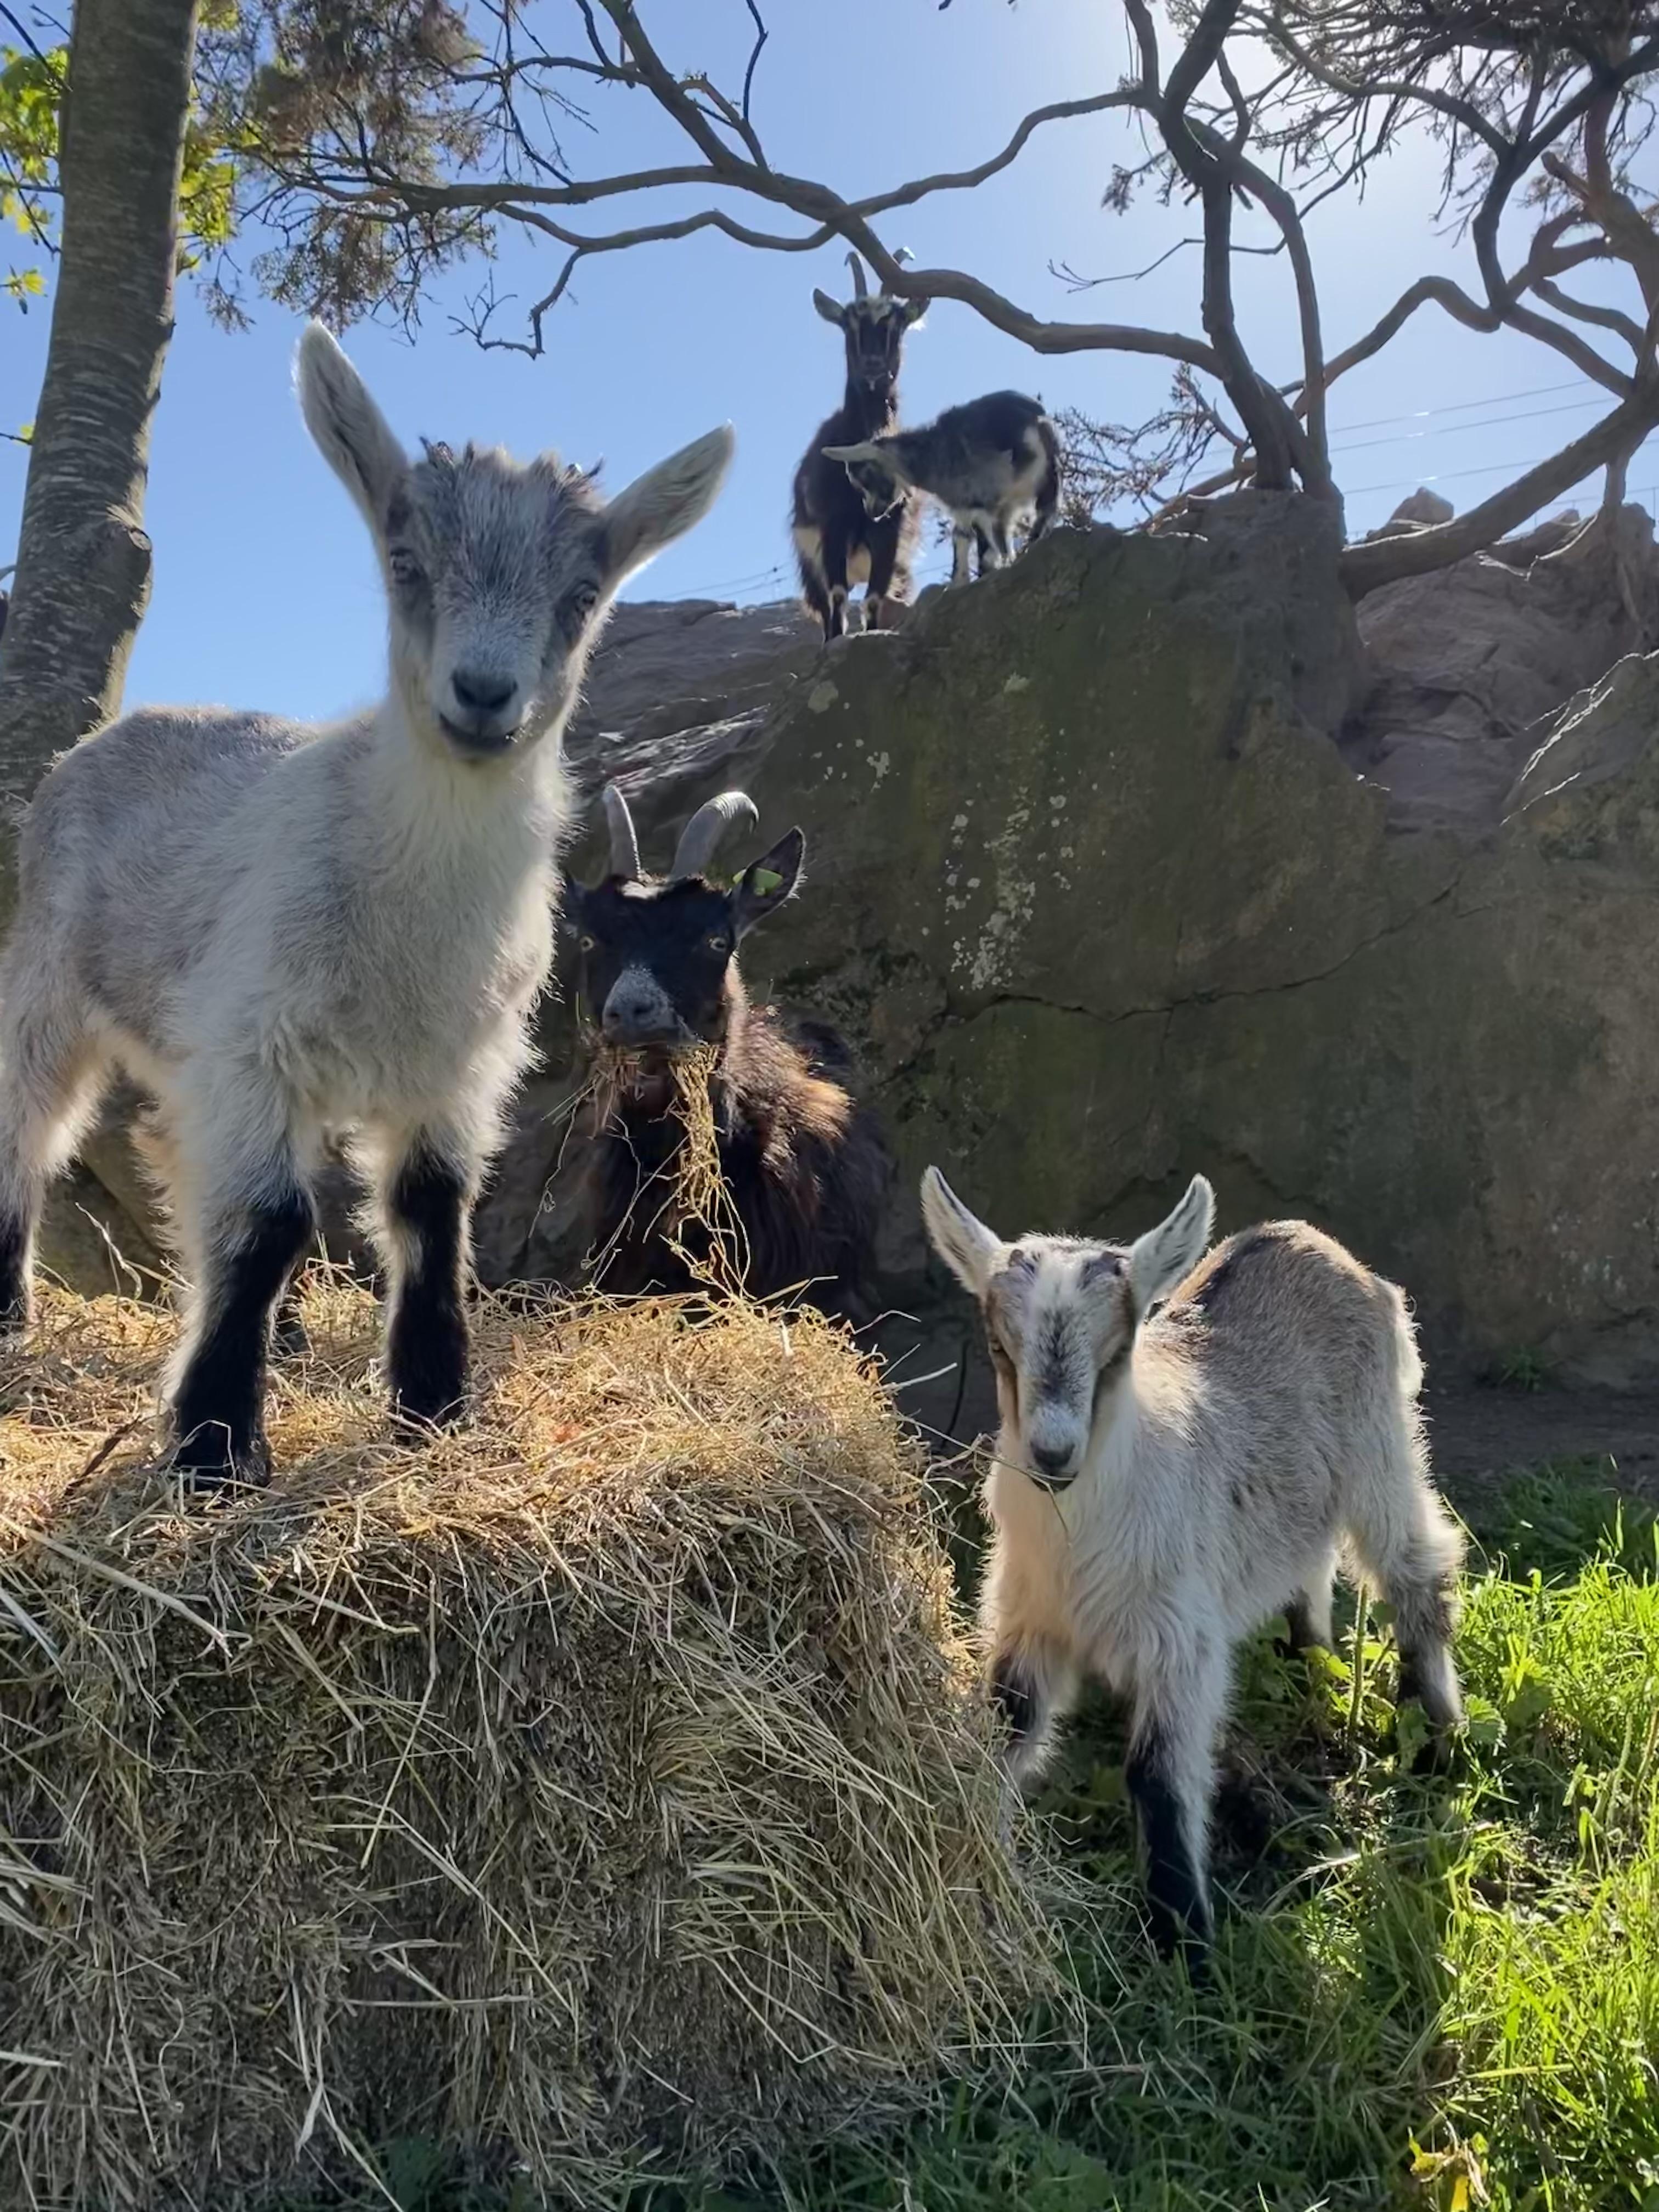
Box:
283, 1468, 1659, 2212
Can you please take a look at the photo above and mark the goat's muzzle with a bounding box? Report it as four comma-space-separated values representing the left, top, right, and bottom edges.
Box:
1026, 1438, 1081, 1491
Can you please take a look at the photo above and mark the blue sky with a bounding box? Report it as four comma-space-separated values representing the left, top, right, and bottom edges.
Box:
3, 0, 1653, 726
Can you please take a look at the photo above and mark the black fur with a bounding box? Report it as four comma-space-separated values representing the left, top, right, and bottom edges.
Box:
792, 298, 923, 639
1281, 1592, 1323, 1654
839, 390, 1061, 560
561, 850, 893, 1323
990, 1650, 1037, 1749
386, 1142, 470, 1426
1126, 1723, 1214, 1960
170, 1188, 315, 1487
0, 1210, 29, 1333
272, 1276, 310, 1358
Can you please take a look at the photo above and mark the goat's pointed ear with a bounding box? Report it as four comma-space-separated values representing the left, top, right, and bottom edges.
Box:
812, 288, 845, 325
732, 828, 804, 937
598, 424, 734, 590
296, 321, 407, 532
899, 295, 930, 327
1126, 1175, 1214, 1317
822, 442, 876, 464
921, 1167, 1001, 1297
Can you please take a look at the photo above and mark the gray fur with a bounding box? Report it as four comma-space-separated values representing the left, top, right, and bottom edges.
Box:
0, 321, 732, 1474
921, 1167, 1465, 1948
825, 389, 1060, 588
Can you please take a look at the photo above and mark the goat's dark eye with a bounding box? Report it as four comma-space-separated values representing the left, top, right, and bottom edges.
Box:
578, 933, 595, 953
389, 548, 424, 589
706, 932, 730, 954
563, 584, 599, 629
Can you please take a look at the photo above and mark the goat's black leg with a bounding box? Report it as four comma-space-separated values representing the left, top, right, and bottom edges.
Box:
272, 1263, 310, 1357
1125, 1645, 1228, 1965
383, 1134, 473, 1430
170, 1176, 315, 1488
0, 991, 102, 1334
989, 1639, 1078, 1791
864, 513, 903, 628
797, 548, 836, 641
819, 517, 853, 639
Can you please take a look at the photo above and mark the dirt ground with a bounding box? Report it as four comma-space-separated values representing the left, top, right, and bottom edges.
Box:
1421, 1378, 1659, 1509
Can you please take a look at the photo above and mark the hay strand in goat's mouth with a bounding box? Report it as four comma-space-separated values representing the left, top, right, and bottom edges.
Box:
0, 1280, 1057, 2210
575, 1039, 754, 1296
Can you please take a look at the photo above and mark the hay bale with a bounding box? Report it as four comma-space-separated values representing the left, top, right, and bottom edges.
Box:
0, 1284, 1052, 2209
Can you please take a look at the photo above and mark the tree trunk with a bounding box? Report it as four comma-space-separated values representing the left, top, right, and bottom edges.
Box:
0, 0, 202, 924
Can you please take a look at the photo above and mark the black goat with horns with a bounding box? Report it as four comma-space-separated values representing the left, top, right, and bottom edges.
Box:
791, 251, 927, 641
560, 782, 892, 1319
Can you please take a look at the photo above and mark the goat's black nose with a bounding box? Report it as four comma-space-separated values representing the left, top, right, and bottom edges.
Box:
1030, 1441, 1075, 1483
451, 668, 517, 715
603, 996, 676, 1043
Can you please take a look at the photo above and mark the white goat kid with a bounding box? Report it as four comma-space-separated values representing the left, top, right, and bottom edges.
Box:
0, 323, 733, 1488
921, 1167, 1465, 1956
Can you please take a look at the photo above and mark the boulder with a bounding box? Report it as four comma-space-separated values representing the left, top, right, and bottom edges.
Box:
39, 496, 1659, 1408
1386, 487, 1454, 528
477, 495, 1659, 1404
1344, 502, 1658, 833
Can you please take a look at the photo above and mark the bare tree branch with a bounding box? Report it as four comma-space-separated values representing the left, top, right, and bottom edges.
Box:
1339, 380, 1659, 596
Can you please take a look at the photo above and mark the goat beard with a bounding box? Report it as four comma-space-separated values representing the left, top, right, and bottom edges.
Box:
580, 1039, 751, 1296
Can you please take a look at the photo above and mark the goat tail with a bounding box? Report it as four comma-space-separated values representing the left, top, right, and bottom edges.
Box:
1029, 414, 1062, 543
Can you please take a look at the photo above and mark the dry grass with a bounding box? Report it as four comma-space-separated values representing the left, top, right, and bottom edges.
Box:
573, 1040, 752, 1295
0, 1278, 1056, 2211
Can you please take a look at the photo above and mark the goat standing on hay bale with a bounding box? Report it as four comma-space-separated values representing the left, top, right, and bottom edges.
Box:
0, 325, 733, 1487
559, 782, 892, 1320
792, 251, 927, 640
922, 1166, 1466, 1960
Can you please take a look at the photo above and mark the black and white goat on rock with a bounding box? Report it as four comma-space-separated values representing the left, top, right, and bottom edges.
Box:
826, 390, 1060, 588
922, 1167, 1465, 1959
560, 783, 891, 1319
791, 253, 927, 639
0, 324, 732, 1486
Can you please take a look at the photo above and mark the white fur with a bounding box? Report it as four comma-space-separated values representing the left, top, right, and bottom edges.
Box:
922, 1167, 1465, 1949
0, 323, 732, 1468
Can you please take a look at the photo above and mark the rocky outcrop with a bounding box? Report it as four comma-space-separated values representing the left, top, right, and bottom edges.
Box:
40, 494, 1659, 1418
1344, 502, 1658, 833
477, 495, 1659, 1408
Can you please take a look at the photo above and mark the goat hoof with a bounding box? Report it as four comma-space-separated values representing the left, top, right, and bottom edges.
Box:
273, 1310, 311, 1359
167, 1431, 273, 1495
390, 1392, 470, 1443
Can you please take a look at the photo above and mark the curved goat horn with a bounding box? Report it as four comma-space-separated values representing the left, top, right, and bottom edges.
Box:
601, 782, 641, 881
671, 791, 760, 881
845, 249, 868, 300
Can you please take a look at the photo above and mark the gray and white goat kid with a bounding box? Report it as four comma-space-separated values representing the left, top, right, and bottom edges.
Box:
921, 1169, 1464, 1957
0, 323, 733, 1488
825, 390, 1059, 588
